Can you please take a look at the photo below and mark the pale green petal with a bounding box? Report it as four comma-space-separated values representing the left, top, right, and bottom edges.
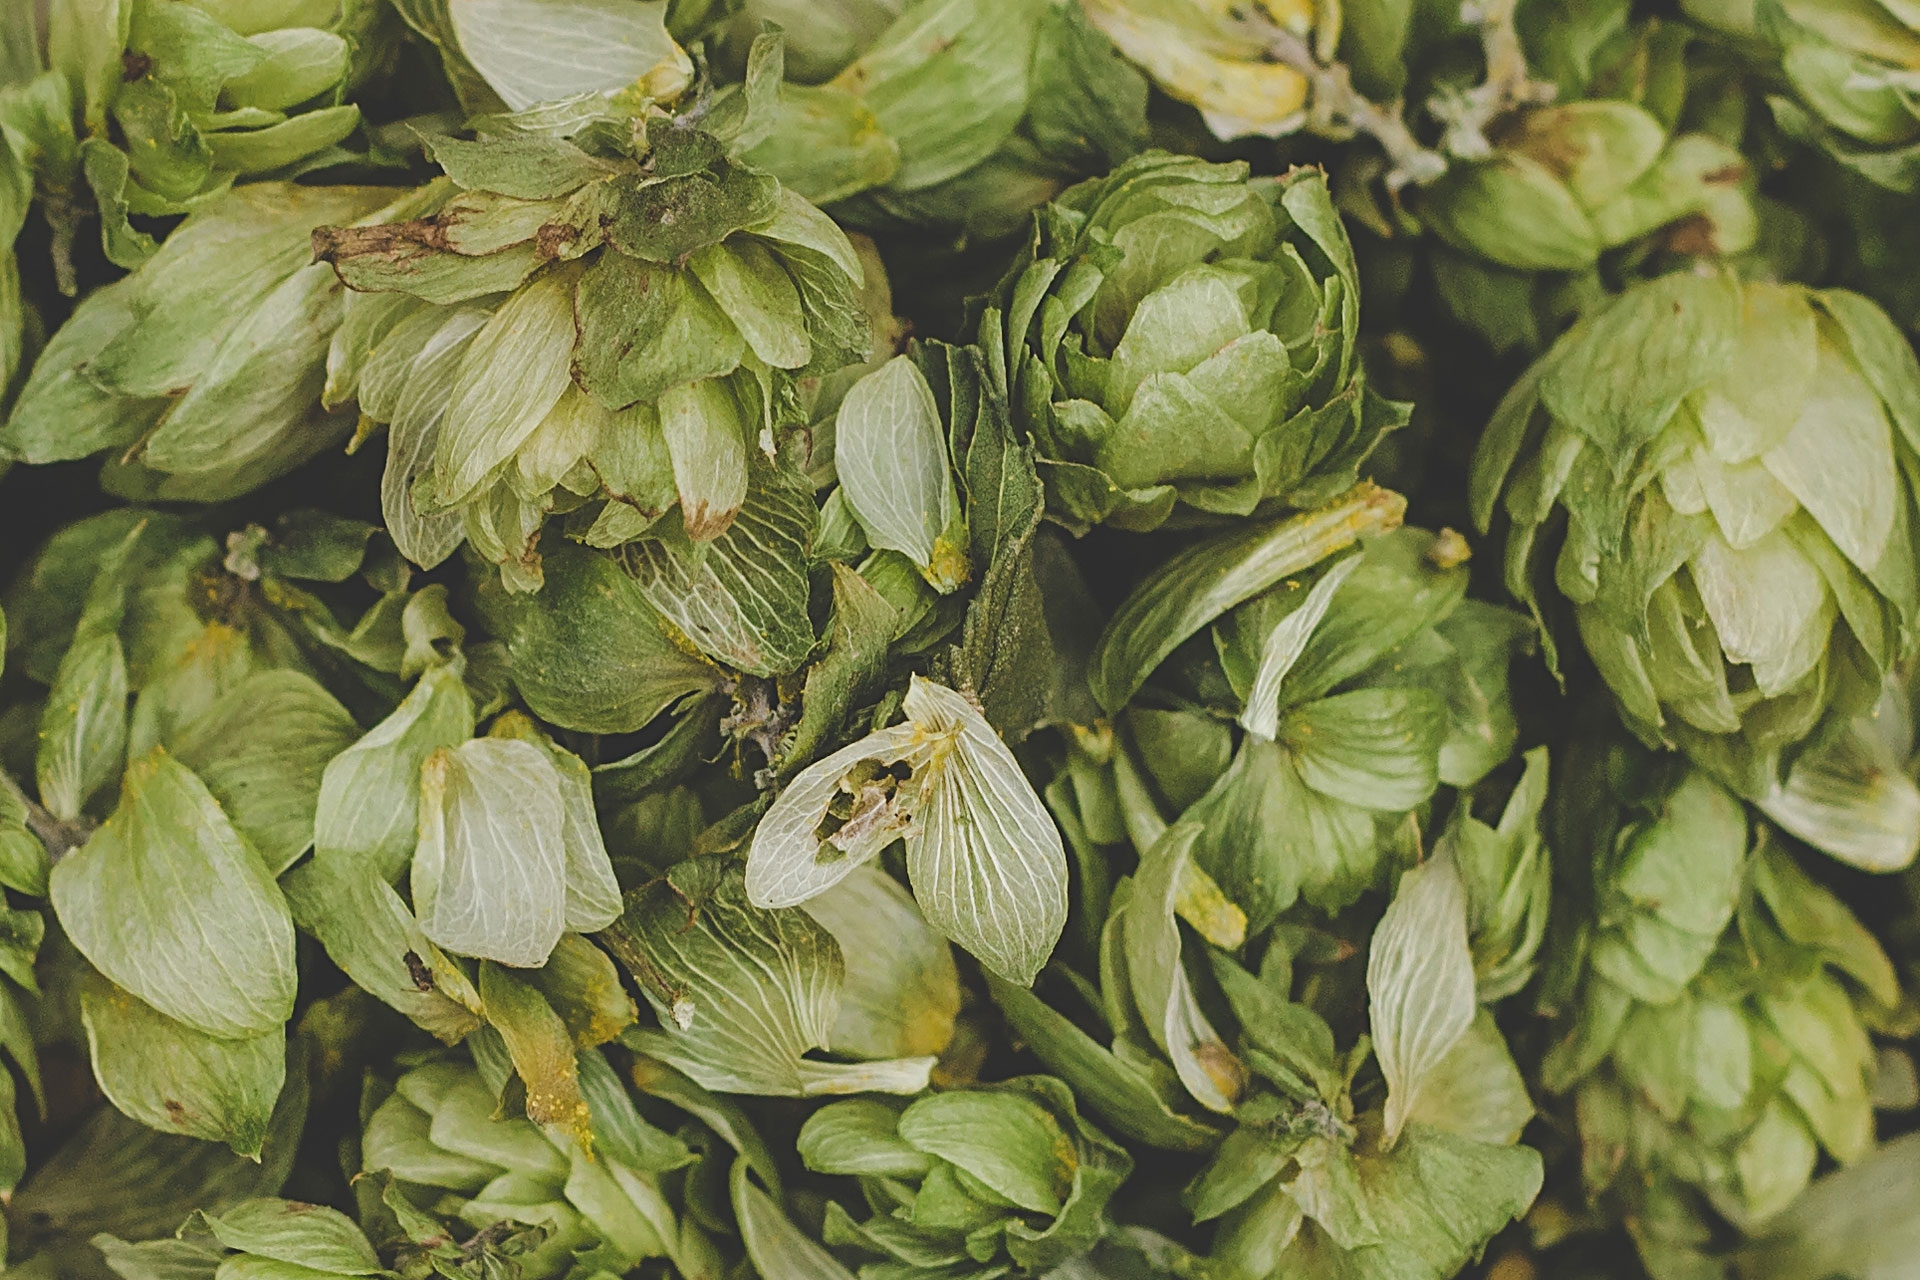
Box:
1688, 529, 1834, 696
834, 356, 955, 571
1369, 851, 1477, 1145
412, 738, 569, 967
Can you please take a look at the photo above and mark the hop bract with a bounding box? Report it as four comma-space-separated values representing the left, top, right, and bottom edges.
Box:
1472, 271, 1920, 811
982, 154, 1400, 532
1685, 0, 1920, 191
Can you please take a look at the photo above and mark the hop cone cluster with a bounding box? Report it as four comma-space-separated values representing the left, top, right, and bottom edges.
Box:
0, 4, 1915, 1280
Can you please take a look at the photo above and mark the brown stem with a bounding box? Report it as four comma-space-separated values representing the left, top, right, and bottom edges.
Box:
0, 769, 93, 865
1241, 18, 1449, 191
1427, 0, 1558, 159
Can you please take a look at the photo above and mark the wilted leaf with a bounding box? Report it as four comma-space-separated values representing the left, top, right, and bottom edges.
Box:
1369, 851, 1477, 1146
79, 970, 284, 1158
52, 748, 297, 1041
412, 736, 570, 967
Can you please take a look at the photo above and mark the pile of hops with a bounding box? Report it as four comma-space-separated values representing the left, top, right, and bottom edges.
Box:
0, 2, 1918, 1279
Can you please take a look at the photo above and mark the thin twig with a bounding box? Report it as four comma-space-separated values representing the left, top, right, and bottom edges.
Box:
1239, 16, 1448, 191
1427, 0, 1558, 160
0, 768, 93, 863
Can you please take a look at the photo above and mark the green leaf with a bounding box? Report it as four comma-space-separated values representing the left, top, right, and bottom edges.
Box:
1239, 527, 1469, 708
412, 737, 571, 967
196, 1198, 379, 1274
424, 131, 614, 200
1738, 1131, 1920, 1280
732, 1158, 858, 1280
36, 522, 142, 821
15, 1049, 308, 1246
522, 933, 636, 1049
204, 104, 360, 175
0, 275, 161, 465
477, 960, 589, 1142
1589, 770, 1748, 1003
1237, 555, 1358, 740
1420, 154, 1603, 272
1269, 1126, 1542, 1280
1759, 694, 1920, 873
170, 672, 359, 875
447, 0, 690, 110
0, 787, 49, 897
282, 853, 482, 1044
1124, 823, 1245, 1113
92, 1236, 225, 1280
1368, 851, 1477, 1146
986, 974, 1223, 1152
83, 137, 163, 269
134, 260, 363, 500
688, 238, 810, 370
571, 252, 744, 412
657, 375, 751, 541
1538, 270, 1742, 467
1752, 840, 1900, 1009
603, 149, 780, 264
432, 267, 579, 505
835, 355, 961, 582
473, 539, 719, 735
576, 1046, 689, 1172
1404, 1012, 1533, 1146
798, 1100, 933, 1180
1281, 689, 1446, 813
223, 27, 347, 110
1186, 736, 1381, 927
1090, 484, 1405, 714
779, 563, 897, 777
605, 860, 934, 1097
800, 866, 959, 1062
743, 82, 901, 206
314, 663, 475, 884
1026, 0, 1149, 169
47, 0, 130, 134
902, 677, 1069, 985
898, 1090, 1074, 1215
617, 457, 817, 677
79, 970, 284, 1158
828, 0, 1037, 192
52, 747, 297, 1040
947, 340, 1053, 738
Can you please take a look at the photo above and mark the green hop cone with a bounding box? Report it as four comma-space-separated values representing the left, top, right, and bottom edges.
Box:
977, 502, 1549, 1280
1418, 99, 1757, 353
1540, 737, 1905, 1279
314, 84, 873, 591
1088, 498, 1531, 925
361, 1051, 719, 1280
1685, 0, 1920, 192
989, 806, 1548, 1280
0, 182, 400, 499
798, 1078, 1132, 1276
730, 0, 1149, 239
31, 0, 381, 274
1471, 270, 1920, 866
980, 154, 1404, 533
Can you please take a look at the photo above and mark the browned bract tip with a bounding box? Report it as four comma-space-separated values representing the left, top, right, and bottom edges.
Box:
1662, 213, 1723, 257
311, 219, 453, 267
534, 221, 581, 259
